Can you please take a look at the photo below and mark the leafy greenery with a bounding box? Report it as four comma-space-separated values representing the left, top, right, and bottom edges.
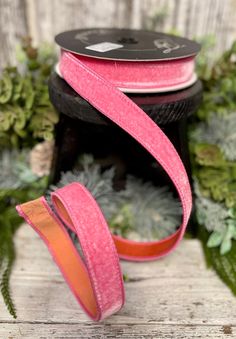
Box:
191, 112, 236, 161
189, 38, 236, 295
190, 41, 236, 255
195, 182, 236, 255
0, 38, 55, 317
0, 207, 21, 318
199, 225, 236, 296
195, 35, 217, 80
0, 149, 48, 318
110, 176, 182, 241
0, 37, 58, 149
196, 40, 236, 120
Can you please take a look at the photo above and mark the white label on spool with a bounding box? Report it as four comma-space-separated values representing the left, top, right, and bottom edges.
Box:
85, 42, 123, 53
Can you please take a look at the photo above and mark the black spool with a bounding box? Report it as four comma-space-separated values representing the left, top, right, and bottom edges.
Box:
55, 28, 200, 61
49, 28, 202, 190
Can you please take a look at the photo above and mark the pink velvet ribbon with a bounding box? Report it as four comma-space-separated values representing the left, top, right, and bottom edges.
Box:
16, 50, 193, 320
63, 53, 196, 92
16, 183, 125, 321
59, 50, 192, 259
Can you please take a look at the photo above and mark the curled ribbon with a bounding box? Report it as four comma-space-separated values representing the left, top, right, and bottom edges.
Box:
16, 183, 124, 321
16, 49, 193, 320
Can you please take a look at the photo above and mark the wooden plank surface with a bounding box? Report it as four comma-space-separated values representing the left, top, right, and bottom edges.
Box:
0, 224, 236, 338
0, 0, 27, 70
25, 0, 236, 56
1, 0, 236, 70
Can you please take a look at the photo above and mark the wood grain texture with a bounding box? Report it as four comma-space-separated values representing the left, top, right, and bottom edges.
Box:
0, 0, 27, 70
1, 0, 236, 69
0, 323, 234, 338
26, 0, 236, 54
0, 224, 236, 338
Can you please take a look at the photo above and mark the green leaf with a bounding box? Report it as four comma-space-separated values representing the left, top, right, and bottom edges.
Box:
220, 238, 232, 255
194, 144, 226, 167
199, 225, 236, 296
14, 107, 26, 130
207, 231, 224, 247
25, 91, 35, 110
29, 108, 58, 141
12, 74, 24, 102
0, 73, 13, 104
0, 111, 11, 131
197, 167, 229, 202
228, 208, 236, 219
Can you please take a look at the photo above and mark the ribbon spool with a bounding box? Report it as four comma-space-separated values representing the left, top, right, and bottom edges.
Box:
16, 28, 201, 320
55, 28, 200, 93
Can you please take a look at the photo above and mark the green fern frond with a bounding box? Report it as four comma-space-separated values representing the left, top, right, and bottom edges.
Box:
0, 208, 21, 319
1, 259, 17, 318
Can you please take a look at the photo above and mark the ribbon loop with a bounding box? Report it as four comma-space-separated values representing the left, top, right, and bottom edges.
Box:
16, 182, 125, 321
59, 51, 192, 260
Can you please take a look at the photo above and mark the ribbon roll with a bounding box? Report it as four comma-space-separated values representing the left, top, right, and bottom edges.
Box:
16, 48, 193, 320
56, 54, 196, 93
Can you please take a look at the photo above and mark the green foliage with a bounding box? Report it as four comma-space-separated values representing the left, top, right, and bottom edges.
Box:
0, 38, 58, 149
199, 225, 236, 296
196, 40, 236, 120
195, 35, 216, 80
196, 166, 236, 207
0, 207, 21, 318
191, 112, 236, 161
49, 154, 124, 222
193, 39, 236, 282
189, 35, 236, 294
193, 143, 226, 167
109, 204, 134, 238
195, 182, 236, 255
190, 39, 236, 258
111, 176, 182, 241
0, 38, 56, 318
190, 136, 236, 210
0, 148, 48, 317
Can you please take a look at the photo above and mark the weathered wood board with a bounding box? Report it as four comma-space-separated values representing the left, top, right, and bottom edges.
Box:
0, 224, 235, 338
1, 0, 236, 69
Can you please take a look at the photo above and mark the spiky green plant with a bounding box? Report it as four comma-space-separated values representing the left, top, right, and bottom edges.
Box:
109, 176, 182, 241
49, 154, 124, 221
49, 155, 182, 242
